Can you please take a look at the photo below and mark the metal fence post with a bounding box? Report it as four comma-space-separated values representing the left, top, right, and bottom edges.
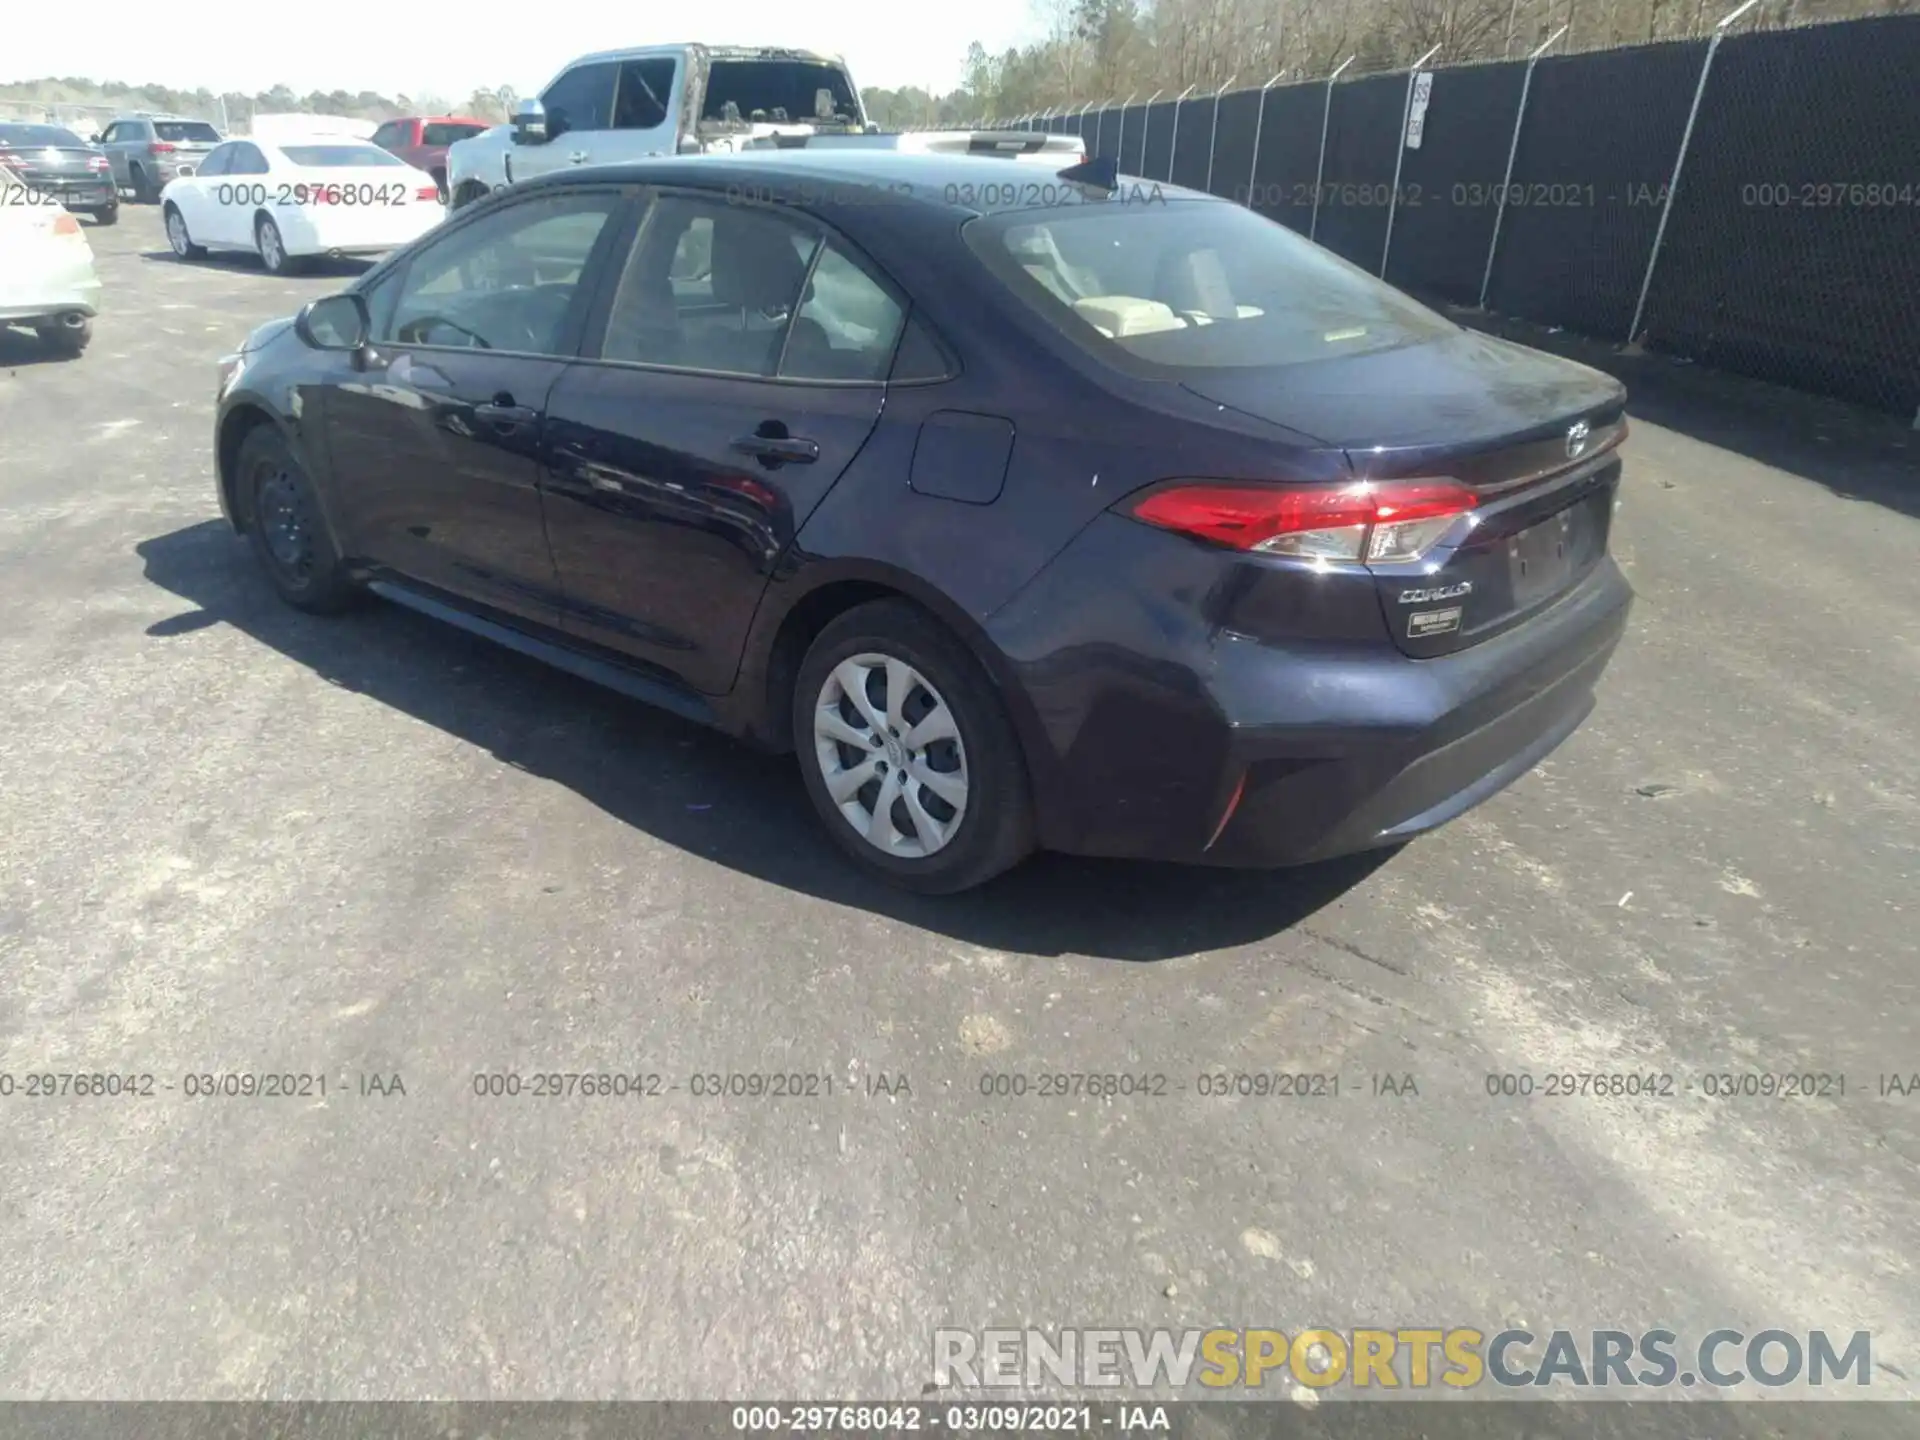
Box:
1094, 100, 1109, 157
1629, 0, 1760, 341
1381, 44, 1442, 277
1204, 75, 1238, 195
1114, 92, 1137, 170
1167, 84, 1198, 181
1138, 90, 1164, 174
1309, 56, 1356, 242
1245, 70, 1288, 207
1479, 25, 1567, 308
1079, 99, 1095, 150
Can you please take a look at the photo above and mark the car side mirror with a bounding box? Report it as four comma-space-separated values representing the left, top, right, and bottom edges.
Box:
512, 99, 549, 145
295, 292, 370, 352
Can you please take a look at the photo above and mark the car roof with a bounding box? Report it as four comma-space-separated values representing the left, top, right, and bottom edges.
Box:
517, 151, 1220, 217
558, 42, 845, 67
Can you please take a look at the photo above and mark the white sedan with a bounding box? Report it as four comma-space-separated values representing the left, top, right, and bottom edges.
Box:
160, 138, 446, 275
0, 164, 101, 356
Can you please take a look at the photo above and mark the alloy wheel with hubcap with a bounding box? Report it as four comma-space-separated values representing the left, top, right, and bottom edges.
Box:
793, 600, 1034, 893
814, 653, 969, 859
165, 207, 202, 258
257, 216, 290, 274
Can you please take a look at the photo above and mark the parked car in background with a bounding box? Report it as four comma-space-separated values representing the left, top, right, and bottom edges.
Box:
0, 123, 118, 224
370, 116, 489, 203
445, 42, 1082, 211
209, 152, 1633, 893
98, 115, 223, 202
161, 138, 445, 275
0, 163, 101, 356
445, 43, 870, 208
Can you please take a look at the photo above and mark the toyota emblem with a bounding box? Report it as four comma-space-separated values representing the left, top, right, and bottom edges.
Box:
1566, 420, 1591, 459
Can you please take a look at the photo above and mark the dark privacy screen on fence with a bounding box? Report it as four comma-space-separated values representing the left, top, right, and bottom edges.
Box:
1638, 16, 1920, 414
1487, 41, 1707, 341
992, 14, 1920, 419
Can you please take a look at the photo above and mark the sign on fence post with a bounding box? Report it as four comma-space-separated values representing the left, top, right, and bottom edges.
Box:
1405, 72, 1434, 149
1381, 47, 1442, 279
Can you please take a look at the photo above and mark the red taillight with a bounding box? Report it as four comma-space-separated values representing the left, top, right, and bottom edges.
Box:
151, 141, 177, 153
51, 213, 83, 238
1126, 479, 1477, 563
416, 185, 439, 201
88, 156, 110, 171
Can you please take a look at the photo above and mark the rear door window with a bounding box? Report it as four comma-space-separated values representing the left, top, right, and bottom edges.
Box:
612, 59, 676, 130
154, 121, 221, 143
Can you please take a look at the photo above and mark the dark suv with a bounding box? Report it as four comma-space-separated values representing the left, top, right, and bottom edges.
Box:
98, 115, 223, 202
369, 116, 489, 203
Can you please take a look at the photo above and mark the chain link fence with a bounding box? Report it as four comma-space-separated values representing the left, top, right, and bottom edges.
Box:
993, 12, 1920, 421
0, 97, 242, 135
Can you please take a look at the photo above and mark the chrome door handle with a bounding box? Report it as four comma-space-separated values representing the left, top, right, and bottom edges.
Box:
568, 151, 590, 164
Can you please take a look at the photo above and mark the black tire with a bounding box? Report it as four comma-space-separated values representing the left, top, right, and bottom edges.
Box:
163, 203, 204, 259
793, 600, 1034, 894
255, 214, 304, 275
34, 319, 91, 357
238, 426, 359, 614
450, 180, 489, 212
431, 169, 449, 205
131, 165, 158, 203
89, 203, 119, 226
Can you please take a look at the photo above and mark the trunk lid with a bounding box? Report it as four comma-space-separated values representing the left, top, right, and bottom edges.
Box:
1180, 328, 1628, 656
8, 146, 102, 180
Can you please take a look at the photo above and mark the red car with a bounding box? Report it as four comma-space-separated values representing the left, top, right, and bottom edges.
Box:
368, 116, 490, 202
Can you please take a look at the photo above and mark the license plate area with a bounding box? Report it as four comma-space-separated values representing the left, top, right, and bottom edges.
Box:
1371, 464, 1617, 658
1510, 505, 1582, 609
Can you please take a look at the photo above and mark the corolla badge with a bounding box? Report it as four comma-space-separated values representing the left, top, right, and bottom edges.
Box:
1398, 582, 1472, 605
1566, 420, 1592, 459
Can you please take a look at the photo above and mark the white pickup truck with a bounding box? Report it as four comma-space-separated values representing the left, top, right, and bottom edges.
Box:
446, 43, 1082, 209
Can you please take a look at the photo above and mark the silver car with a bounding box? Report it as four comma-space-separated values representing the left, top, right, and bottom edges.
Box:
97, 115, 222, 203
0, 166, 101, 356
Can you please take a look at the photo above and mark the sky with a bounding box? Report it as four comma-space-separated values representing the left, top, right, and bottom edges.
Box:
6, 0, 1042, 101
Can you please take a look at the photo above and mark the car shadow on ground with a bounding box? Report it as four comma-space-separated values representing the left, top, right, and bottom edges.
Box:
1450, 306, 1920, 522
0, 327, 81, 368
136, 520, 1392, 962
136, 249, 376, 282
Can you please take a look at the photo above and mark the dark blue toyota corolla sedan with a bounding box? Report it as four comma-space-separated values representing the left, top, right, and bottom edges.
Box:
211, 148, 1632, 893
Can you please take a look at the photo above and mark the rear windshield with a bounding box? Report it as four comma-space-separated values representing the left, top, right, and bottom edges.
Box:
282, 144, 407, 168
0, 125, 86, 147
422, 121, 487, 145
702, 60, 861, 127
154, 121, 221, 142
963, 200, 1457, 372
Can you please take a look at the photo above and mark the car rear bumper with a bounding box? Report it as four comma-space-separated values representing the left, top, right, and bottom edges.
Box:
273, 202, 445, 257
986, 512, 1633, 868
21, 179, 117, 208
0, 253, 103, 323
